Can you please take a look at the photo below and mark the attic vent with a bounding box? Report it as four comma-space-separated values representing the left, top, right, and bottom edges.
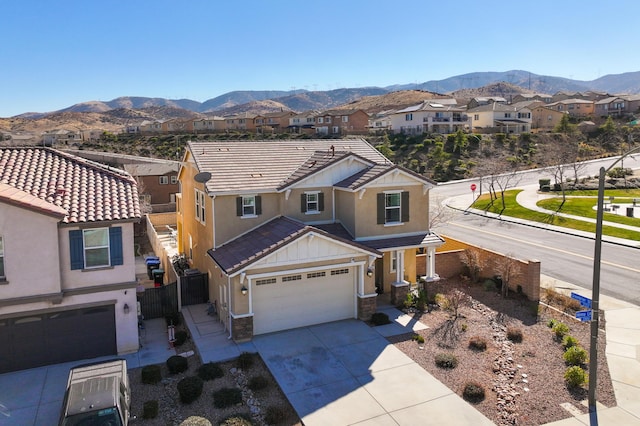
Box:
296, 146, 305, 150
218, 148, 230, 151
250, 173, 263, 178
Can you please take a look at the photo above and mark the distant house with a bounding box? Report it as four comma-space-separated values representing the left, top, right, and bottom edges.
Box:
467, 102, 532, 134
314, 109, 370, 135
288, 111, 317, 134
42, 129, 82, 146
224, 113, 257, 132
254, 111, 296, 134
594, 95, 640, 118
0, 147, 141, 373
545, 99, 595, 118
530, 105, 566, 132
388, 100, 470, 135
551, 91, 610, 103
467, 96, 507, 109
124, 161, 181, 212
368, 109, 396, 133
192, 117, 225, 133
512, 93, 553, 104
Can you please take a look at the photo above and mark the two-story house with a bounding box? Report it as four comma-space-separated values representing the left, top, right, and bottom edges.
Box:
124, 161, 180, 212
254, 111, 296, 134
545, 99, 595, 118
389, 100, 470, 135
467, 102, 532, 134
0, 147, 141, 373
594, 95, 640, 118
176, 139, 443, 341
314, 109, 370, 135
288, 111, 317, 134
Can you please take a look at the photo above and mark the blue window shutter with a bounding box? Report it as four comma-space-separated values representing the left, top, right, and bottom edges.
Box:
109, 227, 123, 266
69, 230, 84, 270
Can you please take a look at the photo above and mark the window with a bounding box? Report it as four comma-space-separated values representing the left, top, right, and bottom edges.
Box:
474, 114, 479, 120
342, 116, 349, 122
377, 191, 409, 225
170, 175, 178, 184
307, 271, 326, 279
301, 192, 324, 214
405, 113, 413, 121
330, 268, 349, 276
236, 195, 262, 217
256, 278, 277, 286
282, 274, 302, 282
318, 117, 324, 123
332, 126, 339, 134
195, 189, 206, 224
0, 236, 5, 280
159, 176, 169, 185
390, 251, 397, 272
504, 113, 511, 118
69, 227, 123, 270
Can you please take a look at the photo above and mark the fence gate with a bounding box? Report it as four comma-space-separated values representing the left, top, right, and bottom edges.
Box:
180, 272, 209, 306
138, 282, 178, 320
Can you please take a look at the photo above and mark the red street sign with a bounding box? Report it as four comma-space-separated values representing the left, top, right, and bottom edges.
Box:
470, 183, 477, 191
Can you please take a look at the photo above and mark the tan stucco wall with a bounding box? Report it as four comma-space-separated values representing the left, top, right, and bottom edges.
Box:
335, 190, 356, 235
214, 193, 280, 246
354, 185, 429, 238
282, 188, 334, 223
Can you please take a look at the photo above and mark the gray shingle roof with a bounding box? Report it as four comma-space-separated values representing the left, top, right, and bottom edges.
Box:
189, 139, 391, 193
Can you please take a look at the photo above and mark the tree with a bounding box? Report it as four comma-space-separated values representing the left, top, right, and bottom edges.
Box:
494, 254, 520, 298
547, 138, 586, 207
479, 163, 522, 214
554, 114, 576, 134
429, 195, 454, 229
459, 248, 485, 283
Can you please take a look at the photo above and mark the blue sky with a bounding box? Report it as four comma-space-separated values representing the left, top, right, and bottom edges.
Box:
1, 0, 639, 117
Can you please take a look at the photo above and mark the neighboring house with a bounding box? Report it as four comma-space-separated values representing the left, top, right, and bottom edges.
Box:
288, 111, 317, 134
314, 109, 370, 135
545, 99, 595, 118
368, 109, 395, 133
467, 96, 507, 109
124, 161, 180, 211
192, 117, 225, 133
224, 113, 257, 132
42, 129, 82, 146
467, 102, 532, 134
254, 111, 296, 134
140, 120, 163, 133
594, 95, 640, 118
388, 101, 470, 135
550, 90, 610, 103
530, 105, 566, 131
176, 139, 444, 341
82, 129, 106, 142
512, 93, 553, 104
0, 147, 141, 373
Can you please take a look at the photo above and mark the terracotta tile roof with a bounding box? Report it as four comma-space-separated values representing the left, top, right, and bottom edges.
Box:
189, 139, 391, 193
0, 182, 67, 218
207, 216, 380, 275
0, 147, 141, 224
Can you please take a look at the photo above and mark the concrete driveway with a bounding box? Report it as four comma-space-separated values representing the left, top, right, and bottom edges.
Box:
252, 319, 493, 426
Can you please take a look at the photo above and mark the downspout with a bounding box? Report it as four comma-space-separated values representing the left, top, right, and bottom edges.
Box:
211, 195, 216, 248
227, 275, 232, 339
332, 187, 336, 222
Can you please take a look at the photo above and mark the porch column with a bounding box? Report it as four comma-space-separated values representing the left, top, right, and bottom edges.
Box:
425, 246, 440, 282
391, 249, 409, 305
395, 249, 404, 283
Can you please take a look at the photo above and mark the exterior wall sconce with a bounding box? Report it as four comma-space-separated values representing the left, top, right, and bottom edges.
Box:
241, 286, 248, 295
366, 268, 373, 277
123, 303, 130, 314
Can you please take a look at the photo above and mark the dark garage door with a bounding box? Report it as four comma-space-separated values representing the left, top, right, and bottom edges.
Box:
0, 305, 117, 373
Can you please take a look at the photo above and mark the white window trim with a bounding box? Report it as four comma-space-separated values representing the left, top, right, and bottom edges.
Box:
83, 228, 110, 269
0, 235, 5, 281
170, 175, 178, 184
390, 251, 397, 273
241, 195, 257, 218
384, 190, 403, 225
159, 176, 169, 185
195, 189, 206, 224
305, 191, 320, 215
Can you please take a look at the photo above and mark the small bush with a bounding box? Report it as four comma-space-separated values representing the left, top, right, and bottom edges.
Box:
236, 352, 255, 370
412, 334, 425, 344
142, 400, 159, 419
462, 381, 486, 403
371, 312, 391, 326
247, 375, 270, 391
197, 362, 224, 381
167, 355, 188, 374
564, 366, 588, 388
546, 318, 557, 328
264, 405, 288, 425
177, 376, 203, 404
483, 279, 497, 292
219, 415, 253, 426
563, 346, 588, 366
552, 322, 570, 339
435, 353, 458, 369
506, 327, 523, 343
141, 365, 162, 384
460, 322, 468, 332
469, 336, 487, 351
562, 335, 579, 350
435, 293, 451, 310
173, 330, 188, 347
213, 387, 243, 408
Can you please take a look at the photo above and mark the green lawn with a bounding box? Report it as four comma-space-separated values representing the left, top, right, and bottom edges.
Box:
471, 190, 640, 240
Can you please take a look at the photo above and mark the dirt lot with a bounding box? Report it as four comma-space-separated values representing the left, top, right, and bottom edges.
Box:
388, 279, 615, 426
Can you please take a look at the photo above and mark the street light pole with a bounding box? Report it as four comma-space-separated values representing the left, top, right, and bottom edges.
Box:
588, 146, 640, 417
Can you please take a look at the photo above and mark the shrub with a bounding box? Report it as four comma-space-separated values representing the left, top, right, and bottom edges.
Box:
416, 289, 428, 312
435, 293, 450, 310
173, 330, 188, 347
435, 353, 458, 369
562, 335, 579, 350
483, 279, 497, 292
197, 362, 224, 381
563, 346, 588, 366
371, 312, 391, 326
213, 387, 243, 408
141, 365, 162, 384
552, 322, 570, 339
462, 381, 486, 403
461, 322, 468, 332
177, 376, 203, 404
236, 352, 255, 370
167, 355, 188, 374
247, 375, 270, 391
264, 405, 288, 425
142, 400, 159, 419
468, 336, 487, 351
506, 327, 523, 343
564, 366, 588, 388
546, 318, 557, 328
219, 415, 254, 426
412, 334, 425, 344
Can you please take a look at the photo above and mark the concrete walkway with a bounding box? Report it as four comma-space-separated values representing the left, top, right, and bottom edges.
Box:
446, 185, 640, 425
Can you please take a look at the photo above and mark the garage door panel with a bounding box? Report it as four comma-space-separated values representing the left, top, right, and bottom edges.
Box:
252, 268, 355, 335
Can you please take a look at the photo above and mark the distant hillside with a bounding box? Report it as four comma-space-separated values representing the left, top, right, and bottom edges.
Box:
330, 90, 449, 114
449, 82, 532, 103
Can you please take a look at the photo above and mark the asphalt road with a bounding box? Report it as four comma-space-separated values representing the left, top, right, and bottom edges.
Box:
431, 154, 640, 306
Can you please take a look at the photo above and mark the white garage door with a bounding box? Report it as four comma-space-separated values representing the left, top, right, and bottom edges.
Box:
252, 267, 355, 335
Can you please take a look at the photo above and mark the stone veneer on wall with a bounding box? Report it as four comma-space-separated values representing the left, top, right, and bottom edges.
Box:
357, 295, 377, 321
232, 316, 253, 342
390, 282, 410, 306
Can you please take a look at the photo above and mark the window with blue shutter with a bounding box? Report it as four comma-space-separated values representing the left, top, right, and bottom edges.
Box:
69, 227, 123, 270
109, 227, 123, 266
69, 230, 84, 270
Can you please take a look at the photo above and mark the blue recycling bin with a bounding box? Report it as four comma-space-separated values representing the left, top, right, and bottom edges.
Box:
145, 257, 160, 279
